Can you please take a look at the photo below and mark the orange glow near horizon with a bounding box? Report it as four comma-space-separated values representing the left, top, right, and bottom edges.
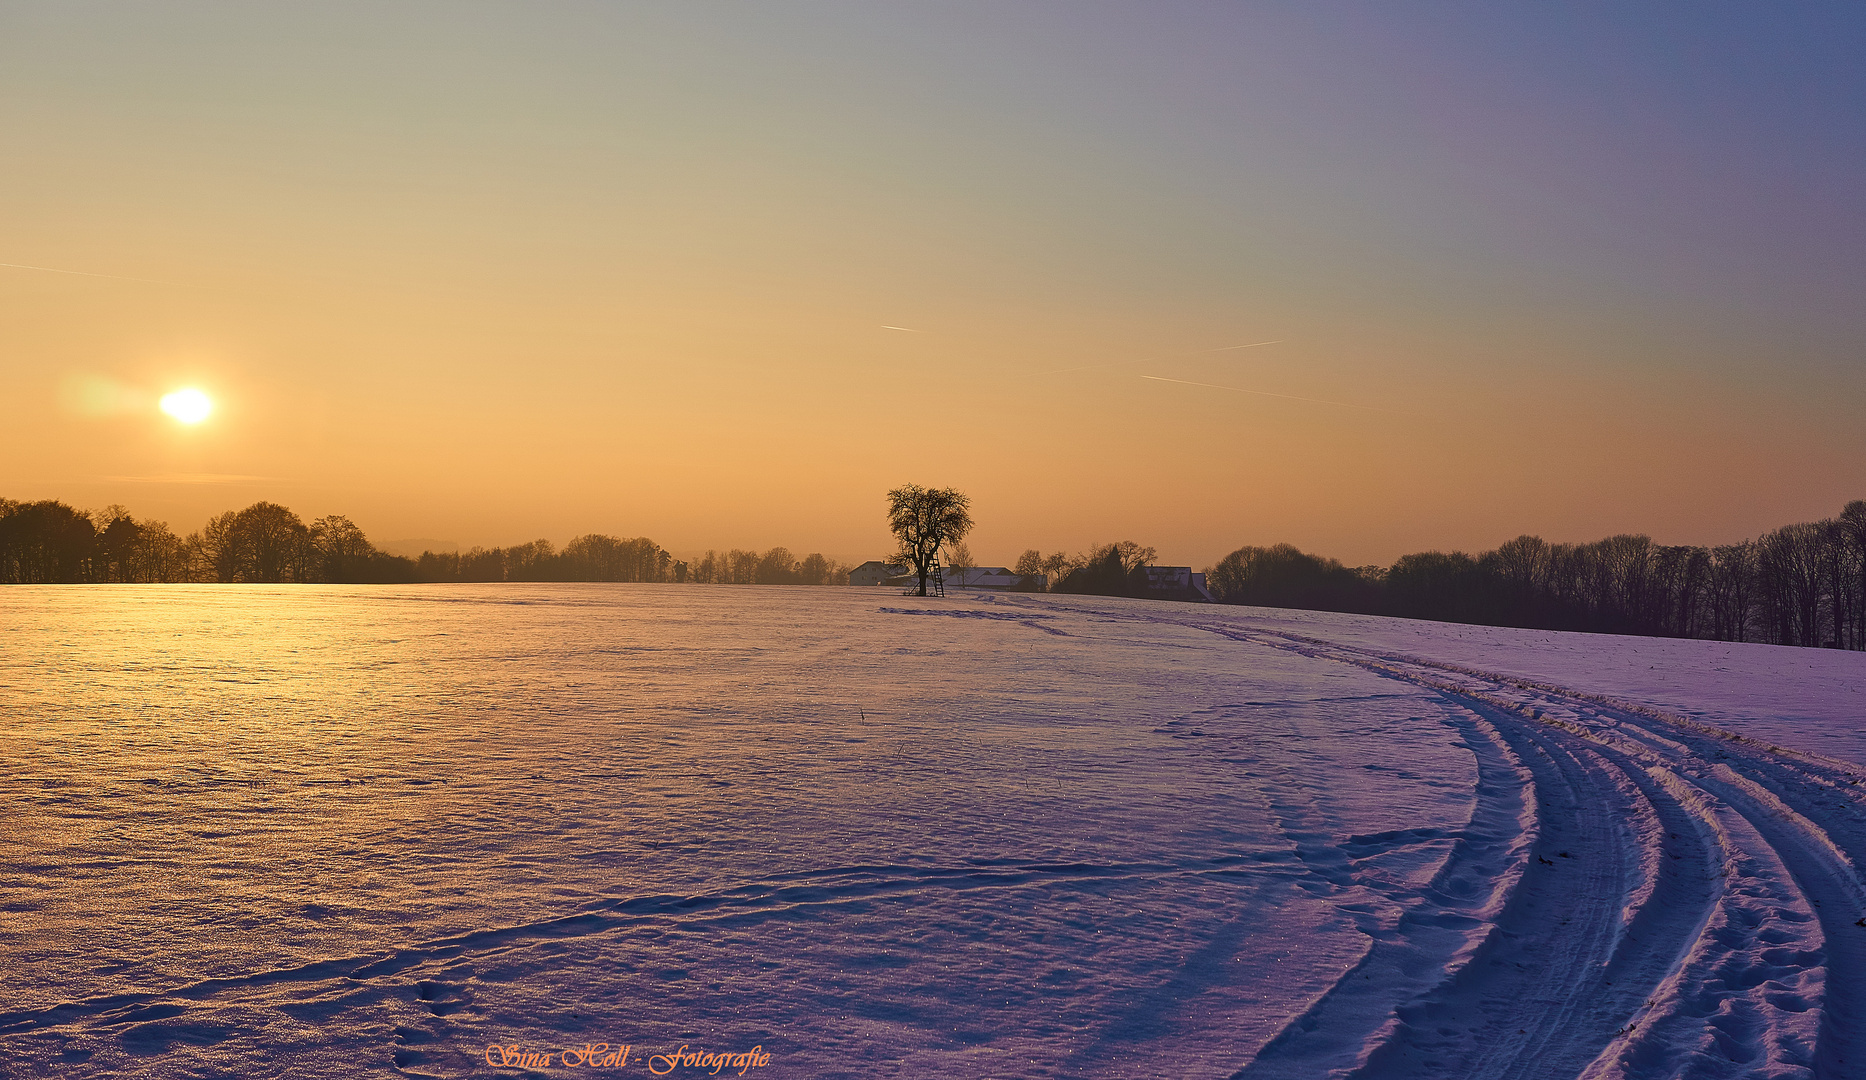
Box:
2, 8, 1862, 567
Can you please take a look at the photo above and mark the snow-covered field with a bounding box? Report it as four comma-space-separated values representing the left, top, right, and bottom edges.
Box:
2, 586, 1863, 1078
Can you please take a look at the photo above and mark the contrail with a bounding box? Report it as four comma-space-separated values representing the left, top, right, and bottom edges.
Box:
1139, 374, 1378, 411
0, 261, 196, 287
1210, 339, 1283, 351
881, 325, 924, 332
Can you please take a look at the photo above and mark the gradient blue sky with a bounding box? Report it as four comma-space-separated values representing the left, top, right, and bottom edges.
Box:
4, 2, 1862, 565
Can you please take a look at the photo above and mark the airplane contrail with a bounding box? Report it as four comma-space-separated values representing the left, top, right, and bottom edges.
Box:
881, 325, 924, 332
1139, 374, 1378, 411
0, 261, 196, 287
1210, 339, 1283, 351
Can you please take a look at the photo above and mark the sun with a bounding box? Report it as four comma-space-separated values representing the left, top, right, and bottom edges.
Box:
160, 388, 213, 424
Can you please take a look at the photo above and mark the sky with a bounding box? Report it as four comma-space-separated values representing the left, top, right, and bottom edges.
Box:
4, 2, 1863, 567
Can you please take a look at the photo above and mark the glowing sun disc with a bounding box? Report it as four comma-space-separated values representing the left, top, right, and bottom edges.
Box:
160, 388, 212, 424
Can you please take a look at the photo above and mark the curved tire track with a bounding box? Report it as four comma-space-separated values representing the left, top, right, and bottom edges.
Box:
1171, 619, 1866, 1080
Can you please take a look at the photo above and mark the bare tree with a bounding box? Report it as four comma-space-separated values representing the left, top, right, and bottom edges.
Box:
0, 500, 97, 582
726, 548, 760, 585
235, 502, 312, 582
1108, 541, 1156, 573
183, 502, 313, 583
1816, 518, 1854, 649
1494, 535, 1550, 591
1012, 548, 1050, 589
1040, 551, 1074, 590
1706, 543, 1756, 642
755, 547, 797, 584
94, 507, 140, 583
945, 540, 975, 586
796, 552, 849, 585
311, 515, 373, 582
562, 534, 670, 582
1757, 523, 1826, 646
194, 511, 240, 582
1845, 501, 1866, 649
885, 485, 973, 596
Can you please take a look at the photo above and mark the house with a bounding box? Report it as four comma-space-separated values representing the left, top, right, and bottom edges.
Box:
870, 564, 1047, 591
944, 566, 1045, 591
1142, 566, 1214, 602
848, 560, 908, 586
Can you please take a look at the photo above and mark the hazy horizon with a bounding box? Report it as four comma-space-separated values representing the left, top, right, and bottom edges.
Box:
6, 3, 1863, 568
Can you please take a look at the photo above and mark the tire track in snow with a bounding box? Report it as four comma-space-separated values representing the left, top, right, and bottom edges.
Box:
1137, 615, 1866, 1080
1233, 704, 1538, 1079
1349, 707, 1715, 1079
1577, 714, 1866, 1077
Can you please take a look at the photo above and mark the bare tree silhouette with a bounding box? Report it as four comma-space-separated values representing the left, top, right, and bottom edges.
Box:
885, 485, 973, 596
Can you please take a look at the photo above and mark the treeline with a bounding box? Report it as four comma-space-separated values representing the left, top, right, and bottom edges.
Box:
1012, 541, 1158, 596
0, 499, 408, 584
415, 540, 852, 585
414, 535, 673, 583
1207, 500, 1866, 649
684, 548, 850, 586
0, 498, 854, 587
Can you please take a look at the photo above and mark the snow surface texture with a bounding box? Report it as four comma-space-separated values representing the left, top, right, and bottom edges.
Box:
2, 585, 1863, 1078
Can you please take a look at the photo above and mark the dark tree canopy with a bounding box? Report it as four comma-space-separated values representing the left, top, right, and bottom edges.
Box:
0, 496, 853, 587
1053, 541, 1160, 597
885, 485, 974, 596
1200, 501, 1866, 651
199, 501, 311, 582
0, 500, 98, 583
1206, 543, 1376, 612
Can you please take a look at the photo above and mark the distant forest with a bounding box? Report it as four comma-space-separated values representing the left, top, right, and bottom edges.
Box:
6, 494, 1863, 651
0, 498, 852, 587
1204, 500, 1866, 651
1013, 541, 1163, 597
